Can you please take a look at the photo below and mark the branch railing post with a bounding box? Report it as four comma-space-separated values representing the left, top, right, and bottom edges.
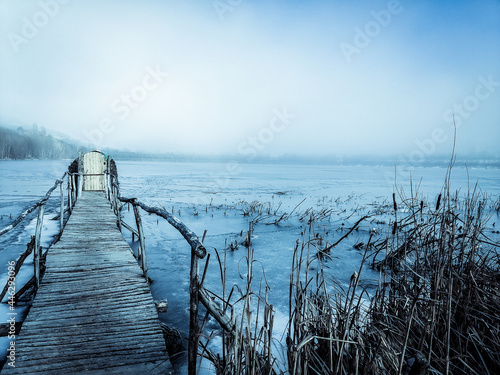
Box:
78, 172, 83, 198
108, 176, 113, 209
132, 202, 147, 277
113, 181, 121, 231
105, 156, 111, 201
106, 172, 111, 201
111, 177, 117, 212
59, 180, 64, 234
73, 174, 77, 206
69, 174, 74, 208
67, 176, 73, 212
33, 204, 45, 289
188, 245, 200, 375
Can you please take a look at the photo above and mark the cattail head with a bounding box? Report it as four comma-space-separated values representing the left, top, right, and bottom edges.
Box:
436, 193, 442, 211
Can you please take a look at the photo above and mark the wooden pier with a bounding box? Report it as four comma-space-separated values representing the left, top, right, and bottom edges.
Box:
0, 151, 233, 375
2, 191, 173, 374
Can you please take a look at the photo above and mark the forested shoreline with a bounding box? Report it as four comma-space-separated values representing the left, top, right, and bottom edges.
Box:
1, 125, 499, 167
0, 125, 80, 160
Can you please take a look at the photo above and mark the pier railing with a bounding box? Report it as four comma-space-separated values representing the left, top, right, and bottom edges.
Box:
0, 157, 239, 375
0, 171, 79, 302
107, 174, 238, 375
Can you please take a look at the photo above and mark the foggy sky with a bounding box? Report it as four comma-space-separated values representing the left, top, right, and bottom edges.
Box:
1, 0, 499, 160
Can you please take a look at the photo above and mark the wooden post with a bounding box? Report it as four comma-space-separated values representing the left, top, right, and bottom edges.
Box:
73, 175, 77, 205
113, 182, 119, 215
34, 204, 45, 289
67, 177, 73, 212
188, 246, 200, 375
114, 185, 121, 231
133, 203, 147, 276
78, 152, 84, 197
106, 156, 111, 201
59, 181, 64, 234
108, 178, 114, 209
70, 175, 75, 206
109, 174, 113, 202
78, 172, 83, 198
106, 173, 110, 201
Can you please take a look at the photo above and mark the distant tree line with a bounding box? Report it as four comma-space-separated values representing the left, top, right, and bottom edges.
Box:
0, 125, 81, 160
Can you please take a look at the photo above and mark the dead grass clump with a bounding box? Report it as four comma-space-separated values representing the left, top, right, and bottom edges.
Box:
287, 225, 375, 375
369, 168, 500, 374
200, 247, 277, 374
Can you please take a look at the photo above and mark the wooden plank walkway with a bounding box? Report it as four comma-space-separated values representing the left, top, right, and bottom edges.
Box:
2, 192, 173, 374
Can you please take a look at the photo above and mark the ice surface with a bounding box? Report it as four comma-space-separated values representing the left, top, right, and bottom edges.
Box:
1, 160, 499, 372
116, 161, 500, 373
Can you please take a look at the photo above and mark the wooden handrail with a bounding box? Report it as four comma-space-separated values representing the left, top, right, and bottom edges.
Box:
1, 172, 73, 303
117, 196, 207, 259
0, 173, 67, 237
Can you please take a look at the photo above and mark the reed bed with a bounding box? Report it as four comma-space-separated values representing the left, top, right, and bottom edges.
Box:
201, 164, 499, 374
287, 225, 372, 375
200, 247, 276, 375
367, 173, 500, 374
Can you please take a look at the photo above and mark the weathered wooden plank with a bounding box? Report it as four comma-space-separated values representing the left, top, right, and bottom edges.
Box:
6, 351, 171, 374
25, 300, 157, 318
41, 273, 142, 285
32, 288, 153, 302
1, 192, 172, 374
17, 323, 163, 341
31, 282, 149, 297
13, 323, 161, 342
14, 333, 164, 351
40, 273, 140, 285
25, 300, 157, 317
6, 355, 171, 375
14, 339, 167, 361
17, 333, 165, 350
17, 321, 163, 342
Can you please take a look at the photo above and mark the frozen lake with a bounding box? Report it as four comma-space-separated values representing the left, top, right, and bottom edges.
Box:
0, 159, 499, 371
